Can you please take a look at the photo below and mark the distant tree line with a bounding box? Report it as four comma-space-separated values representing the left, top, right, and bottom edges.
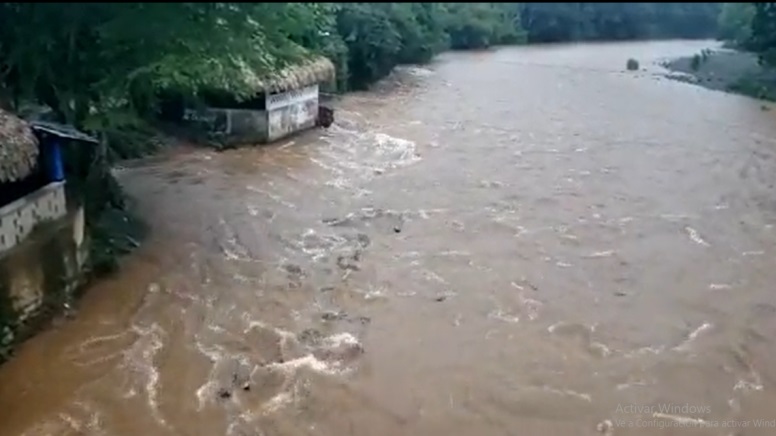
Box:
520, 3, 720, 43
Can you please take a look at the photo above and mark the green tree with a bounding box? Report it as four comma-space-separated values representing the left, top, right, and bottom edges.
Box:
335, 3, 402, 89
520, 3, 720, 43
444, 3, 525, 49
717, 3, 756, 45
750, 3, 776, 66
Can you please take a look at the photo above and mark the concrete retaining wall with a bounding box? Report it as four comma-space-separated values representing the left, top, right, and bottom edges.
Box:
0, 207, 87, 360
0, 181, 67, 253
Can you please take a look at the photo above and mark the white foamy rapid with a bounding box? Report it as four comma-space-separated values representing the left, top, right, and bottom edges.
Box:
318, 121, 421, 192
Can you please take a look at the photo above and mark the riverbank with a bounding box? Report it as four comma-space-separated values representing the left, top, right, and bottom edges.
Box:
662, 47, 776, 101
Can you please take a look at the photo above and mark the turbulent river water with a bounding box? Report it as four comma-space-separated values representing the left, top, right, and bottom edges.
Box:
4, 40, 776, 436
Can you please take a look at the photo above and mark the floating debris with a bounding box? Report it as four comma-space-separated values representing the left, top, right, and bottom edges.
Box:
709, 283, 732, 290
685, 226, 710, 246
586, 250, 615, 258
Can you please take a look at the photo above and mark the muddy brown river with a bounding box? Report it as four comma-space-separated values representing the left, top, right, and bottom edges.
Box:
4, 40, 776, 436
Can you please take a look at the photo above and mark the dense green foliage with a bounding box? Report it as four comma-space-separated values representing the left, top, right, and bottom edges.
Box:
520, 3, 720, 43
716, 3, 776, 68
0, 4, 313, 131
718, 3, 756, 47
750, 3, 776, 67
332, 3, 525, 89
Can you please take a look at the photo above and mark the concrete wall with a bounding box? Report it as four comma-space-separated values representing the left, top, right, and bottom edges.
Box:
182, 108, 269, 146
267, 85, 319, 142
228, 109, 270, 144
182, 84, 320, 146
0, 181, 67, 253
0, 207, 87, 359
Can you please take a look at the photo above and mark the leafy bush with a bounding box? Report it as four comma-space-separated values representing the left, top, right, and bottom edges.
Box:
335, 4, 403, 90
444, 3, 525, 49
750, 3, 776, 67
717, 3, 755, 47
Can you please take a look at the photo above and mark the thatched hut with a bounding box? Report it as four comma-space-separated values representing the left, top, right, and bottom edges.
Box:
183, 55, 336, 146
0, 113, 97, 255
0, 108, 39, 184
244, 55, 336, 95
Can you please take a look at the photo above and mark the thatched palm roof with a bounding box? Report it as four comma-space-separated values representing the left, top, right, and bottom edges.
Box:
0, 108, 39, 183
243, 55, 336, 94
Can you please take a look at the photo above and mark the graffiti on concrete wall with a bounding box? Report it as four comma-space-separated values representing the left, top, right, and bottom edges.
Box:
183, 108, 229, 134
266, 85, 319, 111
267, 87, 319, 141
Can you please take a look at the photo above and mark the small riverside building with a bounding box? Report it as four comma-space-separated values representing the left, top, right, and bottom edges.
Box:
0, 109, 68, 251
0, 111, 97, 252
0, 109, 96, 358
181, 56, 336, 146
